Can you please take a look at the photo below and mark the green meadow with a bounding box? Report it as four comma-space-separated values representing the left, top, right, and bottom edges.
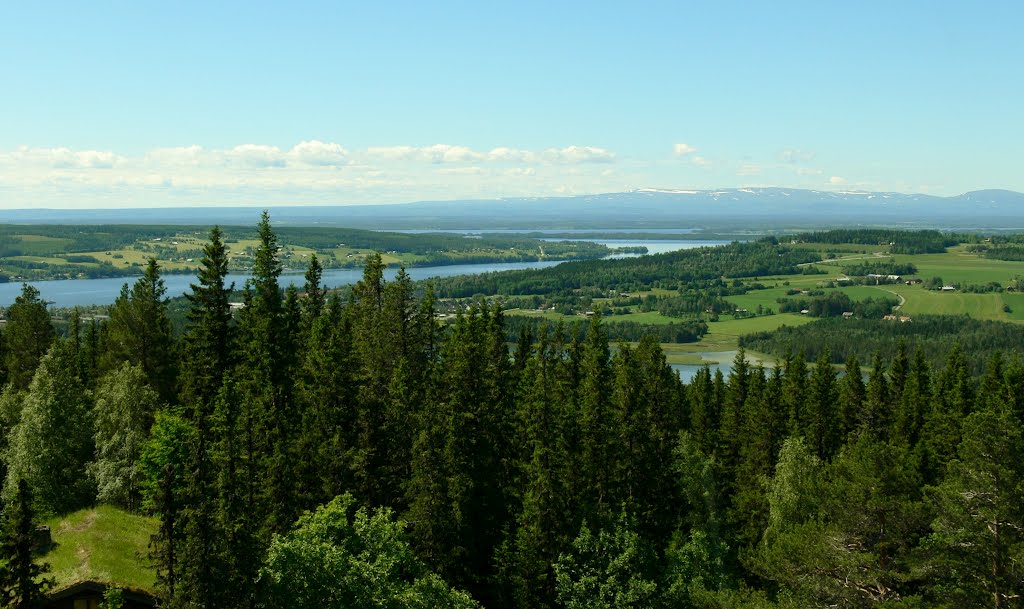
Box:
42, 505, 158, 594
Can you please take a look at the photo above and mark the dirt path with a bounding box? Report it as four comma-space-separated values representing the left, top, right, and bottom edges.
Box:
876, 287, 907, 310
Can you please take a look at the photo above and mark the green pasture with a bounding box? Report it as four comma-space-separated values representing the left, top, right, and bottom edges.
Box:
875, 248, 1024, 285
608, 311, 681, 325
726, 283, 902, 313
12, 234, 74, 255
668, 313, 815, 354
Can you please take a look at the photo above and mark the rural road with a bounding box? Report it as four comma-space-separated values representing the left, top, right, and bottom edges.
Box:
876, 287, 907, 310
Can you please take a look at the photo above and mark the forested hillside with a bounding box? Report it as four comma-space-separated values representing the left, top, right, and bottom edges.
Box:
741, 315, 1024, 375
0, 223, 619, 281
431, 238, 823, 297
0, 216, 1021, 608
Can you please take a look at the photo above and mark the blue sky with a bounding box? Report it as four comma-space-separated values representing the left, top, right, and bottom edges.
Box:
0, 1, 1021, 208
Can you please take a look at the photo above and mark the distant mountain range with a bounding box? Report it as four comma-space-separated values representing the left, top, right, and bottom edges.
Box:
3, 188, 1024, 230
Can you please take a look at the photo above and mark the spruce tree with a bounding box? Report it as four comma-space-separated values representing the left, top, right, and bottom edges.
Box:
718, 348, 750, 472
838, 354, 865, 439
577, 312, 613, 518
806, 351, 838, 461
503, 329, 569, 609
782, 351, 808, 437
149, 463, 179, 603
300, 253, 325, 329
687, 365, 718, 455
3, 284, 54, 391
294, 295, 357, 509
174, 226, 234, 609
102, 258, 177, 403
895, 348, 931, 448
731, 365, 774, 550
0, 479, 52, 609
179, 225, 233, 411
922, 344, 975, 478
927, 406, 1024, 608
861, 351, 890, 438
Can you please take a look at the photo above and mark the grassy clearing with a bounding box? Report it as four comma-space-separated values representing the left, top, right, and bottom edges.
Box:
608, 311, 681, 325
895, 289, 1008, 319
41, 505, 157, 594
14, 235, 74, 255
666, 313, 815, 356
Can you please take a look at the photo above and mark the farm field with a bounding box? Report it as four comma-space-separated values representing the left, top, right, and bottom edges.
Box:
501, 241, 1024, 359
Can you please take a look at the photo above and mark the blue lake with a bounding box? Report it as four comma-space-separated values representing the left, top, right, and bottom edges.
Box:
0, 239, 731, 307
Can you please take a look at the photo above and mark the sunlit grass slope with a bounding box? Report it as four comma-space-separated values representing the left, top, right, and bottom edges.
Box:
41, 505, 158, 594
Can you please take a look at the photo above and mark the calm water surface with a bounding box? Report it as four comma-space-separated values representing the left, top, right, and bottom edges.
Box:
0, 238, 731, 307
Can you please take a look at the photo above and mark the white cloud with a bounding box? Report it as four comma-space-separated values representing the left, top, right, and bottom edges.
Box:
737, 163, 762, 176
691, 156, 712, 167
227, 144, 287, 168
145, 145, 205, 166
0, 141, 628, 207
8, 146, 120, 169
673, 143, 697, 156
487, 147, 535, 163
289, 140, 348, 166
366, 144, 482, 164
543, 145, 615, 164
829, 176, 846, 185
366, 144, 614, 165
503, 167, 537, 177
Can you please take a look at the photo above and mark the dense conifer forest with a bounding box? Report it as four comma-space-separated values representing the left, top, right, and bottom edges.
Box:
0, 216, 1021, 608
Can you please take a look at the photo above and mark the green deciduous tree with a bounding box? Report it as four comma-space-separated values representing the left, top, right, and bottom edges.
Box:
258, 493, 479, 609
553, 509, 659, 609
88, 363, 161, 511
4, 342, 93, 516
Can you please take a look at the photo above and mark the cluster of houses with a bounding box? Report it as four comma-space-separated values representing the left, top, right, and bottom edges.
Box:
883, 314, 914, 322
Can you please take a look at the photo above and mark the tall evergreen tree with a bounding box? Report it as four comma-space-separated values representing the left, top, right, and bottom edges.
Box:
895, 348, 931, 449
861, 351, 890, 439
687, 365, 718, 455
731, 365, 775, 550
719, 348, 751, 472
300, 253, 325, 330
3, 284, 54, 391
179, 225, 233, 411
0, 479, 53, 609
502, 329, 570, 609
174, 225, 234, 609
806, 351, 839, 461
927, 406, 1024, 608
234, 210, 297, 534
102, 258, 177, 403
149, 463, 179, 603
294, 295, 357, 509
922, 344, 975, 479
577, 312, 614, 519
838, 354, 866, 439
782, 351, 808, 437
